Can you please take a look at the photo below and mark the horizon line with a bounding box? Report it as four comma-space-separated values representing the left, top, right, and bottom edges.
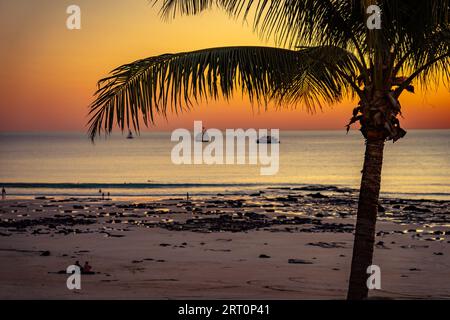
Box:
1, 128, 450, 134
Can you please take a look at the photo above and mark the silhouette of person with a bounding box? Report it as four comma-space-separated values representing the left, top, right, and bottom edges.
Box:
83, 261, 93, 274
1, 187, 5, 200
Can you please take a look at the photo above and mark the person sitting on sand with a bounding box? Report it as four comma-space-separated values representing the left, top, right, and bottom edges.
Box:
82, 261, 94, 274
2, 187, 5, 200
75, 260, 82, 270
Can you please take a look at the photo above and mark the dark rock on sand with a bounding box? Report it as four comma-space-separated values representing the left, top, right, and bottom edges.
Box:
244, 212, 267, 220
259, 254, 271, 259
403, 205, 432, 213
292, 185, 338, 192
309, 223, 354, 233
375, 241, 390, 249
101, 232, 125, 238
308, 193, 329, 199
288, 259, 313, 264
0, 216, 96, 231
307, 242, 347, 248
159, 243, 171, 247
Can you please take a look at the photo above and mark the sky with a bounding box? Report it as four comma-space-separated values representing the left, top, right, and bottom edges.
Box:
0, 0, 449, 132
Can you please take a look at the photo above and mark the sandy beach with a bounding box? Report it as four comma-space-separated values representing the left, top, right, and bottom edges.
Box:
1, 186, 449, 300
1, 0, 449, 307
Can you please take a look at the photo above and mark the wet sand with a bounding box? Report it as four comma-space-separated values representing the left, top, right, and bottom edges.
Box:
1, 186, 449, 299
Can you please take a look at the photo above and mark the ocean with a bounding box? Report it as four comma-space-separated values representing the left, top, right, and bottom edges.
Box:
0, 130, 449, 200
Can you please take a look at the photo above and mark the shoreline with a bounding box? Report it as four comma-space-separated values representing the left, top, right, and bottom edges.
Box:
2, 185, 450, 202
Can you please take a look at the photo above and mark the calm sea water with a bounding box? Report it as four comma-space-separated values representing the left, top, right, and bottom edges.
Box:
0, 130, 449, 200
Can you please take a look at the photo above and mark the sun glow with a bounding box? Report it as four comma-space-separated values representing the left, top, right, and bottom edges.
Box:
0, 0, 448, 132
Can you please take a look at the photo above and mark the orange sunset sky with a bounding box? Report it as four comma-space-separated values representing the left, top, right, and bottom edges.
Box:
0, 0, 449, 132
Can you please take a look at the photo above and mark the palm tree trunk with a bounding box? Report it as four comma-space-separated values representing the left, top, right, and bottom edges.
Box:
347, 134, 385, 300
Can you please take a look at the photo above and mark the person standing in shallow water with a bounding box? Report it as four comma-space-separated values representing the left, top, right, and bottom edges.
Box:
1, 187, 5, 200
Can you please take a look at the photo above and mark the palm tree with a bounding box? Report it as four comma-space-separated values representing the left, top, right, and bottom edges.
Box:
88, 0, 449, 299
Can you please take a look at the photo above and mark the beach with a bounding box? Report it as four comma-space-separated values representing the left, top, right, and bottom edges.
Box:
1, 0, 449, 306
1, 186, 449, 299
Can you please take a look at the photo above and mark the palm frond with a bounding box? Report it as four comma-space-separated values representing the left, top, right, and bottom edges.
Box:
157, 0, 450, 88
158, 0, 367, 51
88, 46, 359, 140
89, 1, 449, 140
276, 46, 361, 108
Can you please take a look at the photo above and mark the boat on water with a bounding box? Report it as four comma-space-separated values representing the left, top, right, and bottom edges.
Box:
126, 131, 134, 139
256, 135, 280, 144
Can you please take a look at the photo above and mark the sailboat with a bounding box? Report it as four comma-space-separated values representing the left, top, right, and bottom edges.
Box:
195, 127, 210, 143
126, 130, 134, 139
256, 135, 280, 144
